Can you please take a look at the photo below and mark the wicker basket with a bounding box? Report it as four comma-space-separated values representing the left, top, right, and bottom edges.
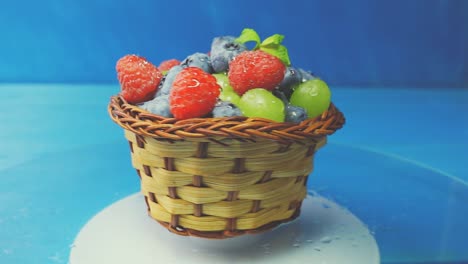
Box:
108, 95, 345, 239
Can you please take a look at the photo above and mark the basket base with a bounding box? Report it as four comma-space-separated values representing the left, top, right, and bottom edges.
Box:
153, 203, 302, 239
70, 193, 379, 263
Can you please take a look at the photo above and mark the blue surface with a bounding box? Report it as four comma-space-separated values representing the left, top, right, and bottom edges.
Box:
1, 0, 467, 86
1, 84, 467, 263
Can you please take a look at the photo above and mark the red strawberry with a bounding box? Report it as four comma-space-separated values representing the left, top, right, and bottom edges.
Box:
170, 67, 221, 119
228, 50, 286, 95
116, 55, 163, 104
158, 59, 180, 72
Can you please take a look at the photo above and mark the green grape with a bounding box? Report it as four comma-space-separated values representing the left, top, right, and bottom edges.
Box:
213, 73, 231, 90
219, 90, 240, 105
214, 73, 240, 105
290, 79, 331, 118
238, 88, 285, 122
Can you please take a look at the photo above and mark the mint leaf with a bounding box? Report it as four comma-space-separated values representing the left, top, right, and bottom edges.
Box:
260, 34, 285, 47
235, 28, 261, 50
260, 45, 291, 66
259, 34, 291, 66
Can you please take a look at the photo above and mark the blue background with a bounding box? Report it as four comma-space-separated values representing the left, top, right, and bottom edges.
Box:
0, 0, 467, 86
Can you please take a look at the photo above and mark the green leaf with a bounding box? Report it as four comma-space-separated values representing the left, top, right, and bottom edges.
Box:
260, 34, 285, 47
235, 28, 261, 50
260, 44, 291, 66
259, 33, 291, 66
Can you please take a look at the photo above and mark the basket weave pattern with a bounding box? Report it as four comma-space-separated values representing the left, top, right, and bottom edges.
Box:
109, 96, 345, 239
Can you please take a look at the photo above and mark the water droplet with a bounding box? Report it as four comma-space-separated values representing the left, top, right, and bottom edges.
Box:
306, 239, 314, 243
292, 243, 301, 247
314, 247, 321, 251
321, 203, 330, 209
3, 249, 12, 255
320, 236, 332, 244
334, 236, 341, 240
308, 87, 319, 97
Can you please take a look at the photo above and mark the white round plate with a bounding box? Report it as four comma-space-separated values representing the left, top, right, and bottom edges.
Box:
70, 193, 379, 264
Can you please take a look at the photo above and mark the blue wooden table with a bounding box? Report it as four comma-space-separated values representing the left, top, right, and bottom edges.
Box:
1, 84, 467, 263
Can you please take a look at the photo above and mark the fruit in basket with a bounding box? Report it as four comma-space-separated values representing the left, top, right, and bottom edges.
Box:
228, 50, 286, 95
115, 28, 335, 122
116, 55, 163, 104
278, 66, 302, 99
298, 68, 316, 82
213, 73, 240, 105
219, 88, 241, 106
138, 94, 172, 117
158, 59, 180, 73
181, 52, 213, 73
210, 36, 247, 73
156, 65, 183, 97
169, 67, 221, 119
285, 105, 308, 123
212, 101, 242, 117
238, 88, 285, 122
290, 79, 331, 118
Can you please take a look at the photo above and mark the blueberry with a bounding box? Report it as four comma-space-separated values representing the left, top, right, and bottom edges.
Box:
297, 68, 316, 82
273, 89, 289, 103
285, 105, 308, 123
212, 101, 242, 117
210, 36, 247, 73
181, 52, 213, 73
278, 66, 303, 99
138, 94, 173, 117
155, 65, 183, 97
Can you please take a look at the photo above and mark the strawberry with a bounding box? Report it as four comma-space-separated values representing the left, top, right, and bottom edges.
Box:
228, 50, 286, 95
158, 59, 180, 72
116, 55, 163, 104
170, 67, 221, 119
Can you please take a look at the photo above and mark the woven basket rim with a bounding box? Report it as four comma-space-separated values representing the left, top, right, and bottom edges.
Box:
108, 95, 345, 142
